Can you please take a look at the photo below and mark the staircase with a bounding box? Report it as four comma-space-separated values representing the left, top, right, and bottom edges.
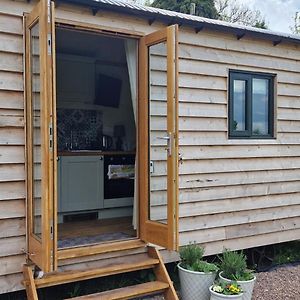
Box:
23, 245, 178, 300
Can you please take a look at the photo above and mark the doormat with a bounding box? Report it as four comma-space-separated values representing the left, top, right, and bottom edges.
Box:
58, 232, 131, 249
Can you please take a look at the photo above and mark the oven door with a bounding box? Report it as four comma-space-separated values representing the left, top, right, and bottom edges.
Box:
104, 155, 135, 200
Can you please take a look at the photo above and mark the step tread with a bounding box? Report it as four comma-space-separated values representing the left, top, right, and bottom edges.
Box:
58, 240, 146, 260
67, 281, 169, 299
35, 257, 159, 288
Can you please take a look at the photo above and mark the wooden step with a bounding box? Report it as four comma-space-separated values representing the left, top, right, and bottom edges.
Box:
65, 281, 169, 300
35, 256, 159, 288
58, 240, 146, 260
23, 246, 178, 300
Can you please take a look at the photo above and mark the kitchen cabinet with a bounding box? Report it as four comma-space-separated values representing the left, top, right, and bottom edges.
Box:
56, 54, 95, 104
58, 156, 104, 213
57, 153, 135, 222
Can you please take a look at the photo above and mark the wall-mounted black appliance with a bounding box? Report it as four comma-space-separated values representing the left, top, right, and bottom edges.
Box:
94, 73, 122, 108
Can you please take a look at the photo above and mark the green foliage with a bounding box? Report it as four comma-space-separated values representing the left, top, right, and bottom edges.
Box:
192, 260, 219, 273
179, 243, 218, 273
68, 284, 81, 298
254, 20, 268, 29
180, 243, 204, 266
151, 0, 218, 19
219, 249, 254, 281
274, 241, 300, 265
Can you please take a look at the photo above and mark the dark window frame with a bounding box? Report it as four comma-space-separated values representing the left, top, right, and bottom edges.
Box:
228, 69, 275, 139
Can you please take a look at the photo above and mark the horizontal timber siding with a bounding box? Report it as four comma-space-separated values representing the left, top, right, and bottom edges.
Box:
1, 0, 300, 294
176, 28, 300, 255
0, 8, 26, 294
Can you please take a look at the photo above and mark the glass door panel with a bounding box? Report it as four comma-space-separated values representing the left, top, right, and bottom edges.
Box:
25, 0, 56, 272
139, 25, 178, 250
30, 21, 43, 238
149, 41, 168, 224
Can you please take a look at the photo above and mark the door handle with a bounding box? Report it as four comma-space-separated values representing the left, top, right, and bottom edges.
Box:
157, 133, 173, 157
157, 136, 170, 140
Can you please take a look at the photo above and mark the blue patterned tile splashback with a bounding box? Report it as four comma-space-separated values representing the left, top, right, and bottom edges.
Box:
57, 109, 103, 150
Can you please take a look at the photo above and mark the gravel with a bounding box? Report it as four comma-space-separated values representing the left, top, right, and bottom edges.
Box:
142, 263, 300, 300
252, 263, 300, 300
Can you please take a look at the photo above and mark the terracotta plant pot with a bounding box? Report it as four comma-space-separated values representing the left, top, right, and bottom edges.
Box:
178, 263, 216, 300
209, 285, 243, 300
219, 271, 256, 300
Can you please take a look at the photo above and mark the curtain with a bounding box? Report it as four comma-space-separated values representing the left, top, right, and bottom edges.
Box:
125, 39, 138, 229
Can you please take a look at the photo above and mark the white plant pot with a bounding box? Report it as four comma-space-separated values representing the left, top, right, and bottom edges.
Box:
219, 271, 256, 300
178, 263, 216, 300
209, 286, 243, 300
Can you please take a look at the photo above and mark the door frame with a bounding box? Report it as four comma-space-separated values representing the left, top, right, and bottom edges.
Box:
25, 12, 179, 267
55, 21, 143, 262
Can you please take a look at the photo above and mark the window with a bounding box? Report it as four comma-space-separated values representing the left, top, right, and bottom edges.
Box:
229, 70, 275, 138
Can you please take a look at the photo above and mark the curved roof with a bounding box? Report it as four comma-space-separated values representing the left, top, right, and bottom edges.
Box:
61, 0, 300, 45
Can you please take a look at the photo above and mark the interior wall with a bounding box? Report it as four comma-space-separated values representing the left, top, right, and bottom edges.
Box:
56, 28, 136, 150
96, 62, 136, 150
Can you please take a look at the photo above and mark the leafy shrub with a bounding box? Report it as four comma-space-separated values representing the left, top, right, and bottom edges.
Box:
219, 249, 254, 281
179, 243, 218, 273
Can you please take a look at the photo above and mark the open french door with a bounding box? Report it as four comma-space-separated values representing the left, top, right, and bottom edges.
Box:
139, 25, 179, 250
25, 0, 56, 272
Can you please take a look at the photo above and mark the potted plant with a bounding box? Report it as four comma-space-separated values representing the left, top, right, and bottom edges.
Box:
178, 243, 218, 300
218, 249, 256, 300
209, 281, 243, 300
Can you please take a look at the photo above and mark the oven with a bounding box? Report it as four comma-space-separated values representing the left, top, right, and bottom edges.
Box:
104, 154, 135, 199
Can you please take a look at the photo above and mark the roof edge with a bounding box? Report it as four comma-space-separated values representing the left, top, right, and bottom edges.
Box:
57, 0, 300, 46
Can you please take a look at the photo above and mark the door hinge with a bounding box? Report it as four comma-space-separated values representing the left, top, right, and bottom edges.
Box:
49, 120, 53, 151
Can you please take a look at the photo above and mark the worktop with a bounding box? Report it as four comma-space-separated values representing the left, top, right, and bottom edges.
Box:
58, 150, 136, 156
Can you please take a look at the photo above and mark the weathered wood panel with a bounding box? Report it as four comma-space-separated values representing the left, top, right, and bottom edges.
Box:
0, 273, 24, 294
0, 236, 25, 257
0, 12, 23, 35
202, 228, 300, 256
0, 128, 25, 145
0, 90, 24, 110
179, 29, 300, 61
0, 218, 25, 238
0, 32, 23, 54
0, 164, 25, 182
0, 254, 25, 276
175, 26, 300, 255
0, 0, 299, 294
0, 5, 27, 294
179, 206, 300, 232
0, 200, 25, 219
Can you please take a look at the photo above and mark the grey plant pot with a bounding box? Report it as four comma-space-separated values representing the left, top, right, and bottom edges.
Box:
219, 271, 256, 300
178, 263, 217, 300
209, 285, 244, 300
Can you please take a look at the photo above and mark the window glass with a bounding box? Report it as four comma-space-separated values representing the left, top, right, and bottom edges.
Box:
229, 71, 274, 139
252, 78, 269, 135
233, 80, 246, 131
